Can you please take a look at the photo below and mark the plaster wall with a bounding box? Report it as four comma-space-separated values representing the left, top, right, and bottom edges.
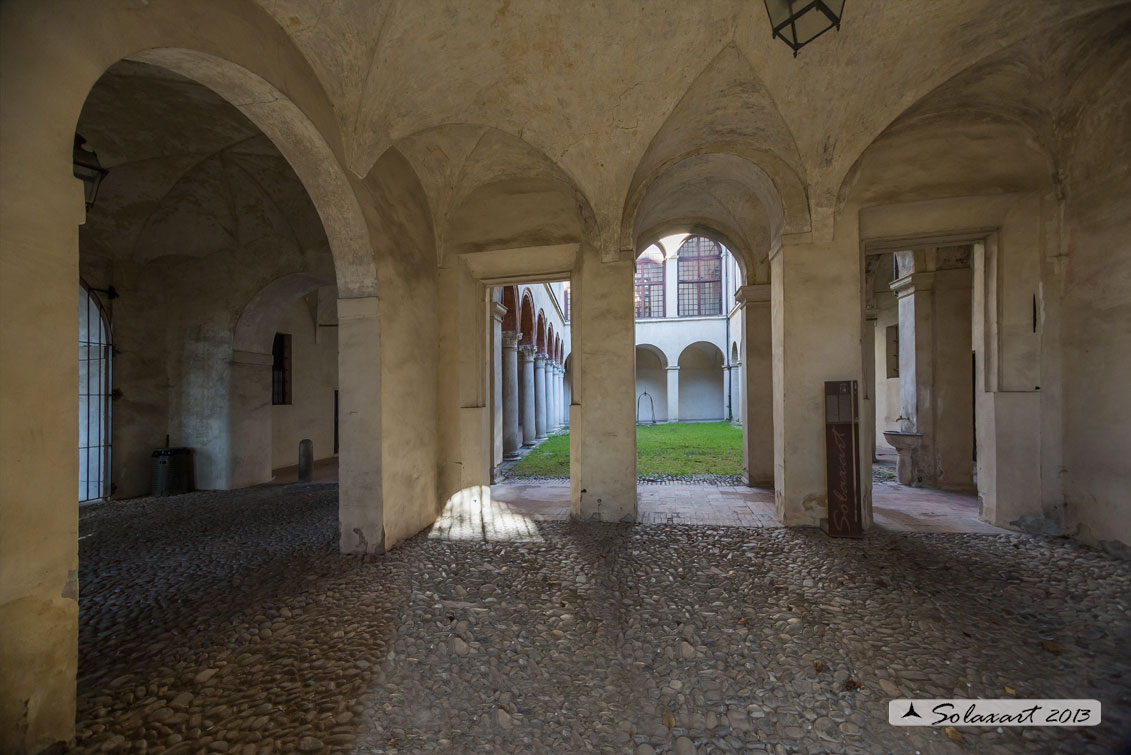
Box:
678, 347, 725, 420
635, 318, 727, 371
872, 292, 900, 452
932, 267, 975, 490
571, 247, 636, 521
269, 298, 338, 470
772, 229, 867, 528
1061, 79, 1131, 555
634, 348, 668, 423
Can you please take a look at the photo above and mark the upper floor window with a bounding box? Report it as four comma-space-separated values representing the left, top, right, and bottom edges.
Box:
677, 236, 722, 316
634, 248, 665, 318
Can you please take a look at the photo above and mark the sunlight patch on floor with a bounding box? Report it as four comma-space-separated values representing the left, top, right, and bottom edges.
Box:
429, 486, 544, 542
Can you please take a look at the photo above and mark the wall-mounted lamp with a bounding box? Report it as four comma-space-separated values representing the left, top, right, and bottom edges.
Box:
764, 0, 845, 57
73, 134, 108, 209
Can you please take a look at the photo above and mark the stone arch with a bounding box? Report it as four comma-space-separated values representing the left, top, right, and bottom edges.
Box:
392, 123, 602, 260
520, 290, 536, 346
536, 310, 547, 354
546, 323, 556, 360
0, 3, 380, 749
233, 273, 334, 355
635, 344, 669, 423
124, 49, 375, 297
678, 342, 725, 422
731, 341, 740, 364
621, 43, 811, 262
502, 286, 519, 332
229, 272, 335, 490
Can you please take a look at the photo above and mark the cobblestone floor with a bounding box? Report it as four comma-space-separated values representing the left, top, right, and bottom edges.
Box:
75, 484, 1131, 754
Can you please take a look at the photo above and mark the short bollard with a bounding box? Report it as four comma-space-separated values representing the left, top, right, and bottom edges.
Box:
298, 439, 314, 483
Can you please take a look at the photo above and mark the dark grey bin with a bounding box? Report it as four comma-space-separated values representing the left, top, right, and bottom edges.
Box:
151, 447, 193, 496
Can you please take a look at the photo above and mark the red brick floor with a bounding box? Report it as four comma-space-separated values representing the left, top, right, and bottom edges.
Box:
273, 458, 1009, 534
492, 480, 1009, 534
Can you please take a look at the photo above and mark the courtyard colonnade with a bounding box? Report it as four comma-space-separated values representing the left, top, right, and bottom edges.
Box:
2, 2, 1129, 752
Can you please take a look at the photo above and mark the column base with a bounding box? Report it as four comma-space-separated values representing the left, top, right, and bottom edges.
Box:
504, 451, 521, 460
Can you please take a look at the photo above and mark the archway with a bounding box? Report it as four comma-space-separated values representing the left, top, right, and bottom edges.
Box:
0, 19, 382, 745
677, 342, 725, 420
634, 345, 669, 423
230, 272, 338, 489
79, 282, 112, 502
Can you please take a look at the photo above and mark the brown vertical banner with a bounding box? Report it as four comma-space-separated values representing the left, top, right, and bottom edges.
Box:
823, 380, 862, 537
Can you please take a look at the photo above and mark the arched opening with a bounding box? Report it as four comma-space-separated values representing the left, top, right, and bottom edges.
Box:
77, 60, 342, 495
677, 342, 725, 420
79, 282, 112, 502
634, 345, 668, 423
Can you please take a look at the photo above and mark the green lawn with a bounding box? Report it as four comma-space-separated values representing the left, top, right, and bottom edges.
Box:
508, 421, 742, 478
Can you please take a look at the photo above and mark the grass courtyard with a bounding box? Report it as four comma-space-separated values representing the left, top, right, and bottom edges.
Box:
508, 421, 742, 478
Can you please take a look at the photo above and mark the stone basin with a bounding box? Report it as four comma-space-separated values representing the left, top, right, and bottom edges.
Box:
882, 430, 922, 450
882, 430, 923, 486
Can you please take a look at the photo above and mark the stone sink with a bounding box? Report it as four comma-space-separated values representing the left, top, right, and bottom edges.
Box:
882, 430, 923, 486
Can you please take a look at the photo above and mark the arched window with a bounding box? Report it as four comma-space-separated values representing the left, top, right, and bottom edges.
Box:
677, 236, 722, 317
634, 246, 665, 318
79, 282, 112, 501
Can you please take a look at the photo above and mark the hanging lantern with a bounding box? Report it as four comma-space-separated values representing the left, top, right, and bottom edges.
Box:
764, 0, 845, 56
73, 134, 108, 208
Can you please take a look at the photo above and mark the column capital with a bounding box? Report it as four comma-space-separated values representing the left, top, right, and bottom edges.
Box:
890, 271, 935, 298
491, 301, 508, 323
519, 344, 536, 360
735, 284, 770, 306
502, 330, 521, 349
534, 353, 547, 366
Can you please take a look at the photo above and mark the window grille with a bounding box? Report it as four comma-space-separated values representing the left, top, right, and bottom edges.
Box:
677, 236, 722, 316
634, 259, 665, 318
79, 283, 112, 502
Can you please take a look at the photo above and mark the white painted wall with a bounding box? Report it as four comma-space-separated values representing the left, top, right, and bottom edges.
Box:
634, 347, 667, 422
678, 344, 724, 420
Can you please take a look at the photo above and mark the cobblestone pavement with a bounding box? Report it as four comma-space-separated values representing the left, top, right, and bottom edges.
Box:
75, 485, 1131, 754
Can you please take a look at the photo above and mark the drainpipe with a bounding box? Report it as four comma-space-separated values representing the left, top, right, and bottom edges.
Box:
724, 252, 732, 422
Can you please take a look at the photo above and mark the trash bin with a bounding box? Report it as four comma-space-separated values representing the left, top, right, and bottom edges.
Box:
151, 447, 193, 496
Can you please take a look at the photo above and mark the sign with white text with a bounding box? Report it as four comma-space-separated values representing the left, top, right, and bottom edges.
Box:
888, 699, 1101, 727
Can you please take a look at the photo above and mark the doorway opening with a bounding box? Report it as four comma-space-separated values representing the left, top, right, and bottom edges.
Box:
864, 243, 983, 530
491, 281, 571, 482
633, 235, 745, 487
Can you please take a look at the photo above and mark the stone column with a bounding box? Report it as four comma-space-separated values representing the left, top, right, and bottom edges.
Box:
571, 245, 636, 521
520, 345, 537, 446
534, 353, 548, 439
553, 364, 563, 430
737, 284, 773, 486
891, 249, 974, 490
547, 363, 557, 431
502, 331, 521, 459
491, 302, 506, 475
891, 253, 936, 487
771, 234, 868, 528
337, 296, 384, 554
665, 365, 680, 422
